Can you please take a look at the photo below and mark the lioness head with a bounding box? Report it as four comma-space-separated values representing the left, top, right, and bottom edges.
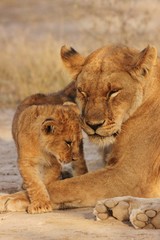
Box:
61, 45, 157, 145
40, 105, 82, 164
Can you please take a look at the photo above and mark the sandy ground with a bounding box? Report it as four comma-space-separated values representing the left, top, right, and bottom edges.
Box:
0, 109, 160, 240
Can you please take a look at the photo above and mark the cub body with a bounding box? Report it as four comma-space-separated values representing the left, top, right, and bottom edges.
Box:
12, 102, 87, 213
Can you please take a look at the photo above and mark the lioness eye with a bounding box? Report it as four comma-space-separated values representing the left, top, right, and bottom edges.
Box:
108, 89, 121, 98
77, 88, 87, 98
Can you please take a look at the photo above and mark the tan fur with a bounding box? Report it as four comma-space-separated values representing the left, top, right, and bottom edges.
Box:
11, 91, 88, 213
0, 44, 160, 213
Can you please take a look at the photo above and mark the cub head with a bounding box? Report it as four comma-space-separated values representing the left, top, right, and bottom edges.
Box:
40, 105, 82, 164
61, 45, 157, 146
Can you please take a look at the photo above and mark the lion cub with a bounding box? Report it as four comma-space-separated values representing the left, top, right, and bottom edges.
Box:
12, 103, 87, 214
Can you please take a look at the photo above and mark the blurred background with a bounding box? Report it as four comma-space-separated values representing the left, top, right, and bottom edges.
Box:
0, 0, 160, 108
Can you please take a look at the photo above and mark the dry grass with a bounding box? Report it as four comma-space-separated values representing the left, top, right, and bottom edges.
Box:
0, 34, 70, 107
0, 0, 160, 107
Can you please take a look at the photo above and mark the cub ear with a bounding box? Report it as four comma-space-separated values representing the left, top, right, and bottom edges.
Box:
130, 45, 157, 79
63, 101, 77, 106
41, 119, 55, 134
61, 45, 85, 79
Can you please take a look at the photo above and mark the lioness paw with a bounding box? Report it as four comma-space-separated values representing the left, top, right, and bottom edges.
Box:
94, 196, 160, 229
93, 197, 130, 222
130, 204, 160, 229
0, 193, 28, 212
0, 194, 12, 212
27, 201, 53, 214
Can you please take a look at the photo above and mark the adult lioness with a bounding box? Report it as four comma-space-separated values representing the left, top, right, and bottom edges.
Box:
0, 45, 160, 228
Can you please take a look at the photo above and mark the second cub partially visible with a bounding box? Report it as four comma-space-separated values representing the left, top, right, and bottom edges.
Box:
12, 103, 88, 214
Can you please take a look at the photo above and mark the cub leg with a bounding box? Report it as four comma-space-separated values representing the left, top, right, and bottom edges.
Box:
130, 202, 160, 229
72, 141, 88, 176
19, 158, 53, 214
43, 161, 62, 186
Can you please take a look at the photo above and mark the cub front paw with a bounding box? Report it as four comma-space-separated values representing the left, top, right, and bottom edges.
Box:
27, 200, 53, 214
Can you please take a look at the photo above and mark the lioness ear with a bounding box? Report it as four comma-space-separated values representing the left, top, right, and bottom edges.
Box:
130, 45, 157, 79
41, 119, 55, 134
61, 45, 85, 79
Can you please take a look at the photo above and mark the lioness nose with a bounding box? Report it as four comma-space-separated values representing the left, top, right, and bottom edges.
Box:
86, 120, 105, 131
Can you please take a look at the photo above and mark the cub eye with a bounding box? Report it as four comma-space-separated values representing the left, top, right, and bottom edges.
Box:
43, 125, 54, 134
108, 89, 121, 98
77, 87, 87, 98
65, 140, 72, 147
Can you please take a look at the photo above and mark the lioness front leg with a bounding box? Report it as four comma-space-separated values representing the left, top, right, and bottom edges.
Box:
47, 167, 141, 209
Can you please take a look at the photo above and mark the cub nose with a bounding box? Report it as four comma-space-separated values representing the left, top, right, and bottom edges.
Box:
86, 120, 105, 131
